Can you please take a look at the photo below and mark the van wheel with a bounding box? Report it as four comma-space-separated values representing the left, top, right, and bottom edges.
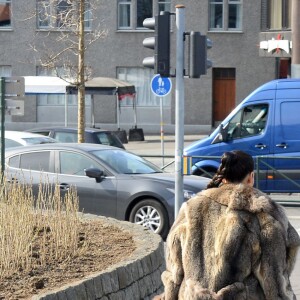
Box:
193, 167, 217, 179
129, 199, 169, 240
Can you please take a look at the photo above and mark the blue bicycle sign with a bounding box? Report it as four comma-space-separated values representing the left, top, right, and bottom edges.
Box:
151, 74, 172, 97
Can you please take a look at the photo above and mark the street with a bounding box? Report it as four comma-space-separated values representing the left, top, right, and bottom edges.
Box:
126, 134, 300, 296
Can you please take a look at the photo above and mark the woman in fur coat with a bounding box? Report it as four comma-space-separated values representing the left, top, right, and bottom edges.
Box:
157, 150, 300, 300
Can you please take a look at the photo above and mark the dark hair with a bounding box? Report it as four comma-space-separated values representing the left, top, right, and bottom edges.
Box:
206, 150, 254, 189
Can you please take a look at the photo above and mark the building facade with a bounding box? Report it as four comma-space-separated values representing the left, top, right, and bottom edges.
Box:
259, 0, 292, 78
0, 1, 278, 134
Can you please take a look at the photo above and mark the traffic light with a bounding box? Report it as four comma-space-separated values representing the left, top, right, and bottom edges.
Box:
142, 12, 171, 77
189, 31, 212, 78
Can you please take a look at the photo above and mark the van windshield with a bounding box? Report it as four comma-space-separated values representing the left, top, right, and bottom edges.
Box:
226, 104, 268, 140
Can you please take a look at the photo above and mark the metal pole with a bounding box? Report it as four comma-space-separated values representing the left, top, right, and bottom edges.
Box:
175, 5, 185, 218
91, 94, 95, 127
291, 0, 300, 77
116, 94, 120, 130
0, 77, 5, 174
133, 94, 137, 128
64, 92, 68, 127
160, 96, 165, 167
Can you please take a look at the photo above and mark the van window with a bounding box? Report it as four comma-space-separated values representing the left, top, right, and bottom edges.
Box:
227, 104, 268, 140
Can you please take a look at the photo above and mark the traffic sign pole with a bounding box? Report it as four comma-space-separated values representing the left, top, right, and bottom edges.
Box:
175, 5, 185, 218
160, 96, 164, 167
151, 74, 172, 168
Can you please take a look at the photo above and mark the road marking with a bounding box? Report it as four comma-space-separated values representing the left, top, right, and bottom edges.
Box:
288, 216, 300, 220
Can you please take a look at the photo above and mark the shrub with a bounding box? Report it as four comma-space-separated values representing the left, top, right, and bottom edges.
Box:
0, 177, 85, 279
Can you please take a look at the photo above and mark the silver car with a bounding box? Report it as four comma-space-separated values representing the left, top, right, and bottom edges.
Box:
5, 143, 209, 239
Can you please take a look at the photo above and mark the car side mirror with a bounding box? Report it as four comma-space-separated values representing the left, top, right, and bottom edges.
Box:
220, 124, 228, 142
85, 168, 104, 183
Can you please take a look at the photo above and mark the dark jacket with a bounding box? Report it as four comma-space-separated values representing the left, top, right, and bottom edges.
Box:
161, 184, 300, 300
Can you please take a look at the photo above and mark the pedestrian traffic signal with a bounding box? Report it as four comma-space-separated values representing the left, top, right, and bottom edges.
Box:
189, 32, 212, 78
142, 12, 171, 77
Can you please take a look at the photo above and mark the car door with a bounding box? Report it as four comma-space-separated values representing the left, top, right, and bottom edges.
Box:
56, 150, 118, 217
273, 98, 300, 192
5, 150, 57, 198
221, 102, 273, 191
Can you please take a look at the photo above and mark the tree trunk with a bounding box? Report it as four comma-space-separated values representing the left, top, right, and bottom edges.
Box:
78, 0, 85, 143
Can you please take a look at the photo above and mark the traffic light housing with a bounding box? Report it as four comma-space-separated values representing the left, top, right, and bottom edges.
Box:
142, 12, 171, 77
189, 32, 212, 78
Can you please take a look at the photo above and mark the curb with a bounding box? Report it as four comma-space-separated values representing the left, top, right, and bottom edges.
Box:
32, 215, 165, 300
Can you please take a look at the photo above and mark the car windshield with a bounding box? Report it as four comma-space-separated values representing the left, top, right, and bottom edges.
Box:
90, 149, 163, 174
22, 137, 57, 145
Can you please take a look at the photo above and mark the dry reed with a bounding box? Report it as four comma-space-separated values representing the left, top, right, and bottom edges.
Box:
0, 175, 86, 279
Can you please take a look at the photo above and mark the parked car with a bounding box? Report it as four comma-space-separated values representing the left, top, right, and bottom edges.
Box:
27, 127, 125, 149
5, 143, 209, 239
1, 131, 57, 149
184, 79, 300, 193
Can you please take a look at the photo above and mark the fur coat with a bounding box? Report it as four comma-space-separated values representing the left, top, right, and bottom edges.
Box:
160, 184, 300, 300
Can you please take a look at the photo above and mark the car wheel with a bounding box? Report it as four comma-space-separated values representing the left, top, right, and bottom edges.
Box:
129, 199, 169, 239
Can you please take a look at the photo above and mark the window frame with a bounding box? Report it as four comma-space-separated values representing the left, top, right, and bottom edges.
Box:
59, 151, 101, 176
136, 0, 153, 29
19, 151, 51, 172
0, 0, 11, 29
226, 104, 269, 141
36, 0, 92, 30
209, 0, 243, 32
118, 0, 171, 31
261, 0, 291, 31
118, 0, 132, 29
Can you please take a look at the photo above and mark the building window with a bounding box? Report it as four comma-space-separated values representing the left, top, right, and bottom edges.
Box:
0, 65, 11, 76
37, 0, 91, 30
209, 0, 242, 31
268, 0, 291, 30
0, 0, 11, 28
158, 0, 171, 13
261, 0, 291, 30
117, 0, 171, 30
118, 0, 131, 29
117, 67, 171, 107
137, 0, 152, 28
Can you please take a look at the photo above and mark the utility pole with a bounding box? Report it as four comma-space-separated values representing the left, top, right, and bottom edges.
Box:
174, 5, 185, 218
291, 0, 300, 77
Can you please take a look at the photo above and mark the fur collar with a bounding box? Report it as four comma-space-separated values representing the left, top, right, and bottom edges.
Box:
198, 184, 289, 230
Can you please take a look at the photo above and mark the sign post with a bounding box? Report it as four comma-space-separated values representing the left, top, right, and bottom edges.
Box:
175, 5, 185, 218
0, 77, 25, 173
151, 74, 172, 167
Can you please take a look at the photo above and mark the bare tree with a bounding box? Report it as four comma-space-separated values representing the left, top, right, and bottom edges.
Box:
30, 0, 107, 142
